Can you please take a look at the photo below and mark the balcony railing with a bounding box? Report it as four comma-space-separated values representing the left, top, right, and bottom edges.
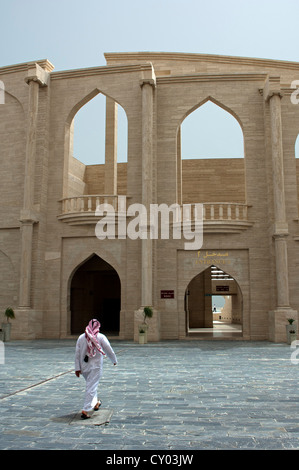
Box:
58, 196, 252, 232
202, 202, 252, 233
60, 194, 121, 214
202, 202, 248, 221
58, 195, 127, 225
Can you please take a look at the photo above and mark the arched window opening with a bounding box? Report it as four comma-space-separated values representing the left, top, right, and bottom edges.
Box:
296, 134, 299, 158
73, 93, 128, 165
73, 93, 106, 165
117, 105, 128, 163
181, 100, 244, 159
67, 93, 128, 198
180, 100, 245, 205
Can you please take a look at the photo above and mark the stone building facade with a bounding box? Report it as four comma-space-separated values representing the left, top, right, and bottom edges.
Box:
1, 52, 299, 342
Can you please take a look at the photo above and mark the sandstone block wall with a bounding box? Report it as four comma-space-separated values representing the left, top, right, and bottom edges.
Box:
0, 52, 299, 342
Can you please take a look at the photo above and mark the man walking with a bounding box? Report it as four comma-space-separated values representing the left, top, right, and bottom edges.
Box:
75, 319, 117, 419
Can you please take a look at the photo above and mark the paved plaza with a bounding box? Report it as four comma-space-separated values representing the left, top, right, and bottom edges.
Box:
0, 338, 299, 451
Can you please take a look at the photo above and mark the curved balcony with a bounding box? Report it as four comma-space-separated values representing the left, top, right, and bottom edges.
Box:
201, 202, 253, 233
58, 194, 127, 225
58, 196, 252, 233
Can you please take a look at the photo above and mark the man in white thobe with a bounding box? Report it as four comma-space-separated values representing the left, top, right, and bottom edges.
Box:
75, 319, 117, 419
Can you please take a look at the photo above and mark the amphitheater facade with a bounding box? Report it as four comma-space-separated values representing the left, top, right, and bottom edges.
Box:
1, 51, 299, 342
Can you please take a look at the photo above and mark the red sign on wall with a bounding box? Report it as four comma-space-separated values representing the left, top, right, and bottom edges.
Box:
161, 290, 175, 299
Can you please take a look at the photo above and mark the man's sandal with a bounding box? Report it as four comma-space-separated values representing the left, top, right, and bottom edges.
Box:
81, 412, 91, 419
94, 401, 102, 411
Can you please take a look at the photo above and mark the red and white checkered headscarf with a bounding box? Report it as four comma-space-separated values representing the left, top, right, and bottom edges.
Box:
85, 319, 105, 357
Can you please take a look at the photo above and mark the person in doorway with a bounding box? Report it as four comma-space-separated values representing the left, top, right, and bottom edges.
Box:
75, 318, 117, 419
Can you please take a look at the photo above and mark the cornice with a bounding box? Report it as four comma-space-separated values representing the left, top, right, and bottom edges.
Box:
157, 72, 267, 85
104, 51, 299, 71
50, 63, 153, 80
0, 59, 54, 75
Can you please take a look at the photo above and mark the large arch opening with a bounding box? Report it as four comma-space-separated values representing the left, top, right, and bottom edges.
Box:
179, 99, 245, 206
181, 99, 244, 159
185, 265, 243, 338
73, 92, 128, 165
70, 254, 121, 336
64, 90, 128, 200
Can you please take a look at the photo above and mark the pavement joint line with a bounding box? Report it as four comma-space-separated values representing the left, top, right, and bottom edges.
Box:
0, 347, 128, 401
0, 369, 74, 400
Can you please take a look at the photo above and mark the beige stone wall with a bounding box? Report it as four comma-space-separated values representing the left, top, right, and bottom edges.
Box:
81, 158, 245, 203
1, 53, 299, 342
68, 156, 87, 196
182, 158, 245, 203
84, 162, 127, 195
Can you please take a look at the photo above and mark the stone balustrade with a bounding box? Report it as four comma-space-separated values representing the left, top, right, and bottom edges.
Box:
58, 194, 128, 225
60, 194, 122, 214
58, 196, 251, 232
202, 202, 248, 221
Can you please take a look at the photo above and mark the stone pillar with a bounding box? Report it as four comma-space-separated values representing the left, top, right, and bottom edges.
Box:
177, 126, 182, 205
19, 78, 40, 308
204, 267, 213, 328
134, 64, 160, 341
140, 67, 156, 307
264, 76, 298, 341
104, 97, 118, 194
16, 64, 49, 337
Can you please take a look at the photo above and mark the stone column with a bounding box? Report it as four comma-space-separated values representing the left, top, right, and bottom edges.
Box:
104, 97, 118, 195
134, 64, 160, 341
177, 126, 182, 205
18, 64, 48, 310
204, 267, 213, 327
264, 76, 298, 341
141, 76, 155, 308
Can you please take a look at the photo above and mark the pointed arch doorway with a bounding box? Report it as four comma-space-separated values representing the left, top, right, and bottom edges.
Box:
70, 254, 120, 336
185, 265, 243, 338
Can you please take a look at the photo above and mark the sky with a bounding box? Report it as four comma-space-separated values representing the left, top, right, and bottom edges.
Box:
1, 0, 299, 163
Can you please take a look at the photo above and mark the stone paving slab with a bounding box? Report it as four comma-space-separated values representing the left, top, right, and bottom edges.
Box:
51, 409, 113, 426
0, 339, 299, 450
70, 409, 113, 426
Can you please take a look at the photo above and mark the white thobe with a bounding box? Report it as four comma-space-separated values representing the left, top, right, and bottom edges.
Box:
75, 332, 117, 412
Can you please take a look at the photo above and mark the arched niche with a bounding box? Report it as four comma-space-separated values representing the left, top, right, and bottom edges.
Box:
0, 91, 26, 216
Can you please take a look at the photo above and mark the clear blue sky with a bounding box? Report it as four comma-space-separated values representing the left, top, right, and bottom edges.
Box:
1, 0, 299, 163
